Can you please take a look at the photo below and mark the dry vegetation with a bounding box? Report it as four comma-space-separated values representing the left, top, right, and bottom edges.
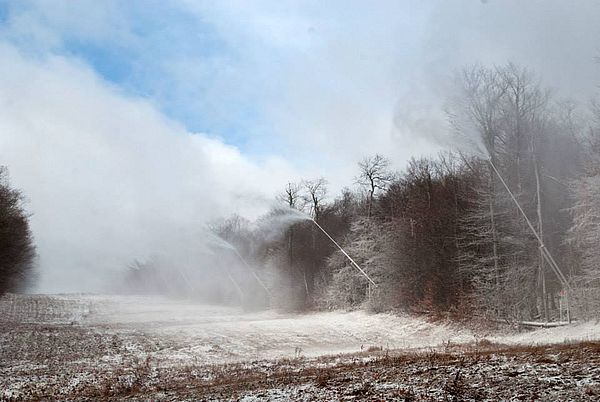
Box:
2, 297, 600, 401
2, 317, 600, 401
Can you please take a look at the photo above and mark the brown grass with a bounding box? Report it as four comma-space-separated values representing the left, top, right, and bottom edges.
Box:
3, 319, 600, 401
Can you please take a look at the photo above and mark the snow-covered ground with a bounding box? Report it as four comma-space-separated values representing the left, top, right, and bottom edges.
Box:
1, 294, 474, 363
101, 297, 479, 362
495, 319, 600, 346
2, 293, 599, 364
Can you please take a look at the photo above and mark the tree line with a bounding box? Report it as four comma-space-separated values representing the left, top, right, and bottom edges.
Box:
0, 167, 36, 295
211, 62, 600, 322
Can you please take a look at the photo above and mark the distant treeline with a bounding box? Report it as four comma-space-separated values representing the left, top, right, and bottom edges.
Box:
210, 63, 600, 321
123, 62, 600, 322
0, 167, 36, 295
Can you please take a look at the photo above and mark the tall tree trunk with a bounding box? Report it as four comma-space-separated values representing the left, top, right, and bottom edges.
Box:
453, 178, 463, 294
534, 154, 549, 322
367, 187, 374, 218
488, 162, 500, 315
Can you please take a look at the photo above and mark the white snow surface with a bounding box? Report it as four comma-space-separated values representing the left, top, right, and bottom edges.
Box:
77, 295, 474, 362
6, 294, 600, 364
493, 320, 600, 346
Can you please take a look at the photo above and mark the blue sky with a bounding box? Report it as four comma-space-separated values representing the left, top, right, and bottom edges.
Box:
1, 0, 599, 172
1, 1, 263, 149
0, 1, 438, 160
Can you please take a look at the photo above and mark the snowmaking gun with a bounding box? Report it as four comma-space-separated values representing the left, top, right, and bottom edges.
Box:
488, 158, 572, 323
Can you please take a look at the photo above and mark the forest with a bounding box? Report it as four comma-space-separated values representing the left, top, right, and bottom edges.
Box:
200, 62, 600, 322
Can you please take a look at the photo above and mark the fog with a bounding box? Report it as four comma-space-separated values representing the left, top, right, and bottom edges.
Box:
0, 1, 599, 292
0, 44, 298, 292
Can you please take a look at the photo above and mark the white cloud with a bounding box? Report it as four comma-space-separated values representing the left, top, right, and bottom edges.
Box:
180, 0, 600, 171
0, 43, 297, 292
174, 0, 440, 187
4, 1, 600, 179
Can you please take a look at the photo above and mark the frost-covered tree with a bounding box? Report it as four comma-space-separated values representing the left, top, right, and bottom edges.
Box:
569, 104, 600, 316
323, 217, 398, 311
570, 176, 600, 282
451, 64, 580, 321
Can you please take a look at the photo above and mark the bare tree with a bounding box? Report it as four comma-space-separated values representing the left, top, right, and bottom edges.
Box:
303, 178, 328, 221
277, 182, 304, 292
324, 218, 397, 311
449, 65, 506, 313
356, 154, 395, 217
278, 182, 303, 210
497, 62, 549, 193
0, 166, 36, 294
299, 178, 328, 301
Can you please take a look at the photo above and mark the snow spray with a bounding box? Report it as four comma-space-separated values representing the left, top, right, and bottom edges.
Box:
206, 229, 272, 297
283, 208, 377, 287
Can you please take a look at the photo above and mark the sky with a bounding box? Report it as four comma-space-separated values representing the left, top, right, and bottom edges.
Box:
0, 0, 599, 292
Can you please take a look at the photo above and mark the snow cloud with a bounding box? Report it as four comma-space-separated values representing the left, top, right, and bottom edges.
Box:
0, 43, 297, 291
0, 0, 599, 291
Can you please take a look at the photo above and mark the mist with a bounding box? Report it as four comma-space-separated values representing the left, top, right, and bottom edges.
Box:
0, 0, 599, 294
0, 43, 299, 292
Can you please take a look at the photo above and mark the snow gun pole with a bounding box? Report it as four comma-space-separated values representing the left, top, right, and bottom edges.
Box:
487, 158, 572, 294
310, 218, 377, 287
226, 270, 245, 302
232, 248, 272, 298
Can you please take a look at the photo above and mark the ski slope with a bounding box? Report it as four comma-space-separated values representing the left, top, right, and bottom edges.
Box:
2, 294, 599, 365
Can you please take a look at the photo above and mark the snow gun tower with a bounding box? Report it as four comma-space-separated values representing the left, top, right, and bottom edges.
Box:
488, 158, 572, 323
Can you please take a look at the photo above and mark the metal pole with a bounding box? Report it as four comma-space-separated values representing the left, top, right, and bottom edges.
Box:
232, 248, 272, 298
311, 218, 377, 287
227, 271, 245, 302
488, 158, 571, 292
